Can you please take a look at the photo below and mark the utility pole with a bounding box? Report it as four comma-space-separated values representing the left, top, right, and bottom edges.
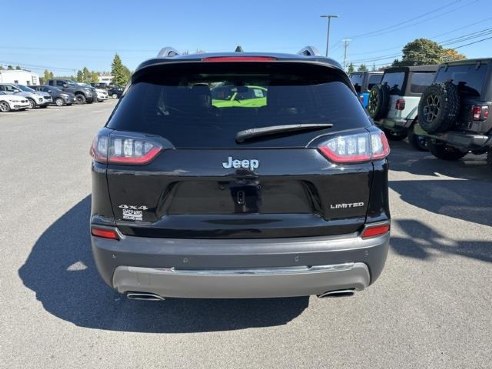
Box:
343, 39, 351, 69
320, 15, 338, 57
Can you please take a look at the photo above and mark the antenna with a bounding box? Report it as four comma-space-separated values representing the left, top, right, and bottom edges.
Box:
157, 47, 180, 58
297, 46, 321, 57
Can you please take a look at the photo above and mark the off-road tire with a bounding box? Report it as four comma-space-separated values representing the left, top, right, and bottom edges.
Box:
428, 140, 467, 161
407, 124, 428, 151
418, 82, 459, 134
367, 84, 390, 120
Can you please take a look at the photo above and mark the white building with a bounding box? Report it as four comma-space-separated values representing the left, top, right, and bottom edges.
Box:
0, 69, 40, 85
98, 74, 114, 85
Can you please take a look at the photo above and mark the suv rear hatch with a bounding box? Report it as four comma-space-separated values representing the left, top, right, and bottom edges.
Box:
95, 60, 387, 239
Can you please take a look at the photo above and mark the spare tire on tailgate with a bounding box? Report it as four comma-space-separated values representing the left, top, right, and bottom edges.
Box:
367, 84, 390, 120
418, 82, 459, 133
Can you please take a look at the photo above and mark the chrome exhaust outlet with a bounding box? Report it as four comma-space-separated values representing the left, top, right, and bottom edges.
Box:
317, 289, 355, 298
127, 292, 165, 301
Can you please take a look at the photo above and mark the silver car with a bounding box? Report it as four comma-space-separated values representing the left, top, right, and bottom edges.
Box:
0, 83, 48, 109
17, 85, 52, 107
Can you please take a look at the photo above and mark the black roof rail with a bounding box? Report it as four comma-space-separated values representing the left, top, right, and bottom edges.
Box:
157, 47, 180, 58
297, 46, 321, 57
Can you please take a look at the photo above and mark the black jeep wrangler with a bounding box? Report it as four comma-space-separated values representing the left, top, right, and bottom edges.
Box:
416, 58, 492, 167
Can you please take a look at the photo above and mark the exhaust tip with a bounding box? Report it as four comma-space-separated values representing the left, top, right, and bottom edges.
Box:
127, 292, 165, 301
317, 289, 355, 298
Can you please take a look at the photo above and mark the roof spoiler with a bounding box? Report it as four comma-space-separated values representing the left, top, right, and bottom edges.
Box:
157, 47, 180, 58
297, 46, 321, 57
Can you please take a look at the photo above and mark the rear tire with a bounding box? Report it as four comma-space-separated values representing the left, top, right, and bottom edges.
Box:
428, 140, 467, 161
418, 82, 459, 133
75, 94, 86, 104
408, 124, 428, 151
0, 101, 11, 112
367, 84, 390, 120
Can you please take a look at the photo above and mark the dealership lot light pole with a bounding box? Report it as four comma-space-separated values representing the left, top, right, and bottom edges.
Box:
321, 15, 338, 57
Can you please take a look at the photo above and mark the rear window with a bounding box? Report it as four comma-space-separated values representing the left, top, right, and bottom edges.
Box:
107, 62, 370, 148
367, 74, 383, 90
434, 63, 487, 97
381, 72, 405, 95
409, 72, 436, 93
349, 73, 363, 93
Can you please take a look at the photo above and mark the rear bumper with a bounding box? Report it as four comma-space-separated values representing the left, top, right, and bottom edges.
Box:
91, 228, 390, 298
414, 124, 492, 150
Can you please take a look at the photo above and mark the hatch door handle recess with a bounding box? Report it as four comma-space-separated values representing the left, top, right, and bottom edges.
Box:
236, 191, 245, 205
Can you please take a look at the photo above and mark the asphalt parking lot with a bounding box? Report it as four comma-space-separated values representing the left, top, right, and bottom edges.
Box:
1, 101, 491, 369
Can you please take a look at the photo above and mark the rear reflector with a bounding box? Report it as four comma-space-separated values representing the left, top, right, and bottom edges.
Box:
91, 226, 120, 240
318, 131, 390, 164
361, 223, 390, 239
202, 56, 276, 62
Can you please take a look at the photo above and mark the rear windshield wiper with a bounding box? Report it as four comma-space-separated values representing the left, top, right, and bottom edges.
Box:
235, 123, 333, 143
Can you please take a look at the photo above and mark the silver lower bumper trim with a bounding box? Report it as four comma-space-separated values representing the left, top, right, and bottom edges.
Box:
113, 262, 370, 299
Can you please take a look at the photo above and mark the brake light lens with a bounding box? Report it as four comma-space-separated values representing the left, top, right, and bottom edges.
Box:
91, 132, 162, 165
318, 131, 390, 164
202, 56, 276, 62
91, 226, 120, 240
472, 105, 489, 121
395, 98, 405, 110
361, 223, 390, 239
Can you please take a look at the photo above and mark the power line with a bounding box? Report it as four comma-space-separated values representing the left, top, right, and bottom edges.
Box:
348, 0, 465, 39
454, 35, 492, 49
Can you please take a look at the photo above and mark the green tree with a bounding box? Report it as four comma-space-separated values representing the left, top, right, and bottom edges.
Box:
91, 71, 100, 84
111, 53, 131, 86
15, 65, 21, 70
357, 64, 368, 72
347, 63, 355, 74
76, 70, 84, 82
43, 70, 54, 82
7, 65, 13, 70
393, 38, 466, 67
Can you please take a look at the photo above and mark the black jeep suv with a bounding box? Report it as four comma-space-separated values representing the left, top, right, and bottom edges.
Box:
90, 47, 391, 300
416, 58, 492, 166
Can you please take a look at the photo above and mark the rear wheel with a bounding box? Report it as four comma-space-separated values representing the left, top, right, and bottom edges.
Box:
55, 98, 64, 106
408, 124, 428, 151
27, 98, 36, 109
428, 140, 467, 161
0, 101, 11, 112
75, 94, 86, 104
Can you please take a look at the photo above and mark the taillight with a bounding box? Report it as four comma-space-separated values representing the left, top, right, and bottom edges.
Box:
361, 223, 390, 239
472, 105, 489, 121
202, 56, 276, 62
91, 226, 120, 240
91, 132, 162, 165
318, 131, 390, 164
395, 98, 405, 110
